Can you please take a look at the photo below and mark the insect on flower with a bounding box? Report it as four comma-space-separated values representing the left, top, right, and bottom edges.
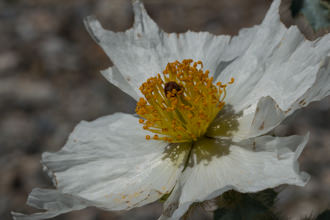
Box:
13, 0, 330, 219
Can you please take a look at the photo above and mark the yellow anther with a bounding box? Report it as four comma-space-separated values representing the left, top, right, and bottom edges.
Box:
136, 59, 233, 143
229, 77, 235, 84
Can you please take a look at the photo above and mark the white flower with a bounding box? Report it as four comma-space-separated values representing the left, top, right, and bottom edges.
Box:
13, 0, 330, 219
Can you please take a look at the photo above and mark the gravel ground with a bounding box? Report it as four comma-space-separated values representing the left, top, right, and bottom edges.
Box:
0, 0, 329, 219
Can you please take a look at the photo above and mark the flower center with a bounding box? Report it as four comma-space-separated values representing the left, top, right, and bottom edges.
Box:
136, 59, 234, 143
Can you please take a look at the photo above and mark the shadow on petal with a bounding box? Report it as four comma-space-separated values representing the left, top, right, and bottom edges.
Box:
187, 137, 231, 167
206, 104, 242, 138
161, 137, 231, 168
162, 142, 192, 166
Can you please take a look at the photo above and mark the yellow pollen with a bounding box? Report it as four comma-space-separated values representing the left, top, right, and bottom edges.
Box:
136, 59, 234, 143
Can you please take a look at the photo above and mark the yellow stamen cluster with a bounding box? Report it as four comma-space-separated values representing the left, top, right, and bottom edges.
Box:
136, 59, 234, 143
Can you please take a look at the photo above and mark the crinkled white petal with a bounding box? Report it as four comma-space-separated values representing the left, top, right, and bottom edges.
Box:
13, 113, 190, 220
12, 189, 88, 220
207, 0, 330, 141
234, 96, 286, 141
84, 0, 258, 100
207, 96, 286, 141
160, 134, 310, 220
218, 0, 330, 116
100, 65, 140, 101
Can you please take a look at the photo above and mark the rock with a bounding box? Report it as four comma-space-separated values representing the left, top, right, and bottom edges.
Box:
0, 78, 56, 107
0, 51, 20, 73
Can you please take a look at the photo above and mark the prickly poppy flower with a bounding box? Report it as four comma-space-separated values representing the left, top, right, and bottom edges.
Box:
13, 0, 330, 219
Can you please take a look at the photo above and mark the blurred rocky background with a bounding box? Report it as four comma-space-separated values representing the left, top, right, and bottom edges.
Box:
0, 0, 329, 219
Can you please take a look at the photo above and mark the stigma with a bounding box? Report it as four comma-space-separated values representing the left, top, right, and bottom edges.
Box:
135, 59, 234, 143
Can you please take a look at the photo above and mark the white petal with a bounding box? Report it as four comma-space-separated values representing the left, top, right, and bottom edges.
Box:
160, 134, 310, 220
13, 113, 190, 219
207, 96, 286, 141
100, 66, 140, 101
217, 0, 330, 114
234, 96, 286, 141
12, 189, 88, 220
214, 24, 260, 76
210, 0, 330, 141
84, 1, 259, 100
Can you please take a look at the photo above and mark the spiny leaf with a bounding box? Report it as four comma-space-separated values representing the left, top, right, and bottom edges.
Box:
299, 0, 330, 31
